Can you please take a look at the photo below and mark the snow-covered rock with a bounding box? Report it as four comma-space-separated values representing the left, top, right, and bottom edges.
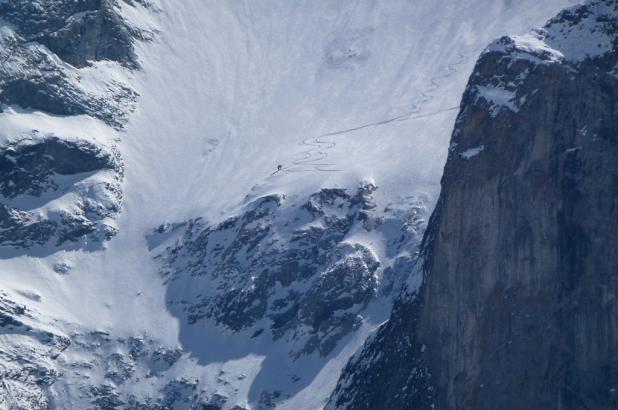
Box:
0, 0, 155, 252
153, 184, 425, 360
470, 0, 618, 117
0, 291, 70, 410
0, 131, 122, 249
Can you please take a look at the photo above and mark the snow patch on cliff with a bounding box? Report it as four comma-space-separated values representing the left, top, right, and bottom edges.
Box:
475, 86, 518, 116
460, 145, 486, 159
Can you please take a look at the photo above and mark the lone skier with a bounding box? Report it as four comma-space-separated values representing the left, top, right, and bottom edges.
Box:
271, 164, 283, 175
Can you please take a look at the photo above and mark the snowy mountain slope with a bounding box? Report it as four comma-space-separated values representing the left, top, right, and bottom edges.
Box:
0, 0, 579, 409
0, 1, 158, 408
0, 0, 157, 255
123, 0, 579, 226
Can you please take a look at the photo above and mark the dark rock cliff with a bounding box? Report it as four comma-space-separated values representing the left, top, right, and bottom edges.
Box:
329, 1, 618, 409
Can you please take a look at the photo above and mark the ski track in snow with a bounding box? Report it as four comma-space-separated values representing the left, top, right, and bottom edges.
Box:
284, 51, 471, 174
283, 0, 582, 175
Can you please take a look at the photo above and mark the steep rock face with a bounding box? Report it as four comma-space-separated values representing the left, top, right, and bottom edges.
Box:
329, 1, 618, 409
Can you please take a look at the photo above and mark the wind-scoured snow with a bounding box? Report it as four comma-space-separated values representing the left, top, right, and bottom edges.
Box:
0, 0, 579, 408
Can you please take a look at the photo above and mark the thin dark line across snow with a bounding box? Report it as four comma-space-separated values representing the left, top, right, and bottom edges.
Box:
282, 51, 472, 174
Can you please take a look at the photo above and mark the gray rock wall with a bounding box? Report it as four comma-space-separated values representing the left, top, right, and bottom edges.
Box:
329, 2, 618, 409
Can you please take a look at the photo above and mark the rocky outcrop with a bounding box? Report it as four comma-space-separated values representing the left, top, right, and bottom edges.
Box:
0, 133, 123, 249
154, 184, 427, 359
0, 0, 154, 251
0, 0, 144, 69
0, 136, 117, 198
0, 292, 70, 410
0, 318, 228, 410
329, 1, 618, 409
0, 0, 151, 128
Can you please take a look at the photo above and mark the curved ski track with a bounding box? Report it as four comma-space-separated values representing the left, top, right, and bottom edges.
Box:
283, 51, 472, 174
